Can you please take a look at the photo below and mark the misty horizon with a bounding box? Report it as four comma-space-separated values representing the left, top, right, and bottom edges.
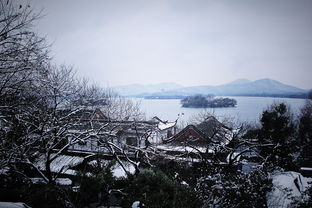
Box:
30, 0, 312, 89
110, 77, 310, 90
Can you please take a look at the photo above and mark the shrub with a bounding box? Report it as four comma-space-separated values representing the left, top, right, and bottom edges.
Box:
122, 169, 201, 208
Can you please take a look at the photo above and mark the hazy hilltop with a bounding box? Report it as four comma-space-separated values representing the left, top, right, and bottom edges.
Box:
110, 78, 308, 98
214, 78, 306, 95
226, 78, 252, 85
110, 82, 183, 96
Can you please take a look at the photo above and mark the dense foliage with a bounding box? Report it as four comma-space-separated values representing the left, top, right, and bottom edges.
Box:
74, 160, 116, 207
258, 103, 297, 170
181, 95, 237, 108
121, 169, 201, 208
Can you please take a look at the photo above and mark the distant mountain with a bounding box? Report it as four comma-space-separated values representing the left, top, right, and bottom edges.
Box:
110, 82, 184, 96
212, 78, 306, 96
227, 78, 252, 85
110, 79, 308, 99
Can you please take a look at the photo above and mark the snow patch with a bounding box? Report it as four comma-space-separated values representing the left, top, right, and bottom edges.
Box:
111, 162, 136, 178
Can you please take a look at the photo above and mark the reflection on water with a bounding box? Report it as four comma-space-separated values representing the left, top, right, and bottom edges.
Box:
136, 96, 305, 124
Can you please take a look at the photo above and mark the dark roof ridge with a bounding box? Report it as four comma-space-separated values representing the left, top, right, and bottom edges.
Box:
165, 124, 208, 144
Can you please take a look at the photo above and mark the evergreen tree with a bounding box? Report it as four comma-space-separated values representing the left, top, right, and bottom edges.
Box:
258, 103, 296, 170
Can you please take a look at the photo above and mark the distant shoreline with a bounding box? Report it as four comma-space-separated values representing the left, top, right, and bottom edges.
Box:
128, 93, 308, 100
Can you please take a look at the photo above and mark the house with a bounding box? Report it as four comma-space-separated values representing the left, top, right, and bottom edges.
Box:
115, 121, 157, 148
79, 108, 109, 122
69, 112, 178, 152
165, 116, 232, 146
148, 116, 178, 142
164, 124, 207, 146
114, 117, 178, 149
156, 116, 233, 161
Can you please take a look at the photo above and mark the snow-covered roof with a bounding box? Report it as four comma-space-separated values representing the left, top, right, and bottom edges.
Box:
196, 117, 233, 143
156, 144, 212, 153
30, 177, 72, 185
160, 154, 202, 163
300, 167, 312, 171
167, 116, 233, 146
0, 202, 32, 208
35, 154, 85, 175
158, 121, 176, 131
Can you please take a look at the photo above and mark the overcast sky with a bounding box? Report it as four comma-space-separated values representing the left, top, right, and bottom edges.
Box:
30, 0, 312, 89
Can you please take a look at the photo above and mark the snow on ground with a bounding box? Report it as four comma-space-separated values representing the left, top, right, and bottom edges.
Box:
267, 171, 312, 208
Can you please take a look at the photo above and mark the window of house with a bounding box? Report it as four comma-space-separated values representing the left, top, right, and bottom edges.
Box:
78, 140, 86, 145
126, 137, 137, 146
167, 129, 172, 138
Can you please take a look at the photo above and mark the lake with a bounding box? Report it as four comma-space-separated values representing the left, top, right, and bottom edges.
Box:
137, 96, 306, 124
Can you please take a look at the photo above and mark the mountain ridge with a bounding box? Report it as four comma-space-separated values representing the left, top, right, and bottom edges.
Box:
109, 79, 309, 98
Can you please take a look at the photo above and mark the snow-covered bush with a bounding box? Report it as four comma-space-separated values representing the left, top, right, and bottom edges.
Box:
196, 168, 272, 208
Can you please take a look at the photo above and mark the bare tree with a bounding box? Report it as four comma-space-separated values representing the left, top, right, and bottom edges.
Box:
0, 0, 49, 98
0, 0, 151, 184
17, 65, 118, 183
101, 89, 145, 121
95, 119, 156, 177
0, 0, 49, 170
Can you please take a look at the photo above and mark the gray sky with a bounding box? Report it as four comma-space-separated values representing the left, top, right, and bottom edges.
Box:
30, 0, 312, 89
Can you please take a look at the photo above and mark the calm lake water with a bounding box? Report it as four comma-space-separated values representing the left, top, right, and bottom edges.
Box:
137, 96, 306, 124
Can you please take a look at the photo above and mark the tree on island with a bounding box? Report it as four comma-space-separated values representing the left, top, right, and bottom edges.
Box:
181, 95, 237, 108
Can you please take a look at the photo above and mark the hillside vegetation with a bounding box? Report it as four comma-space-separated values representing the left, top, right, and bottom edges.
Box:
181, 95, 237, 108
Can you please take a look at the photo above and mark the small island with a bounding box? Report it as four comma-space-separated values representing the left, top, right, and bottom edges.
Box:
181, 95, 237, 108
